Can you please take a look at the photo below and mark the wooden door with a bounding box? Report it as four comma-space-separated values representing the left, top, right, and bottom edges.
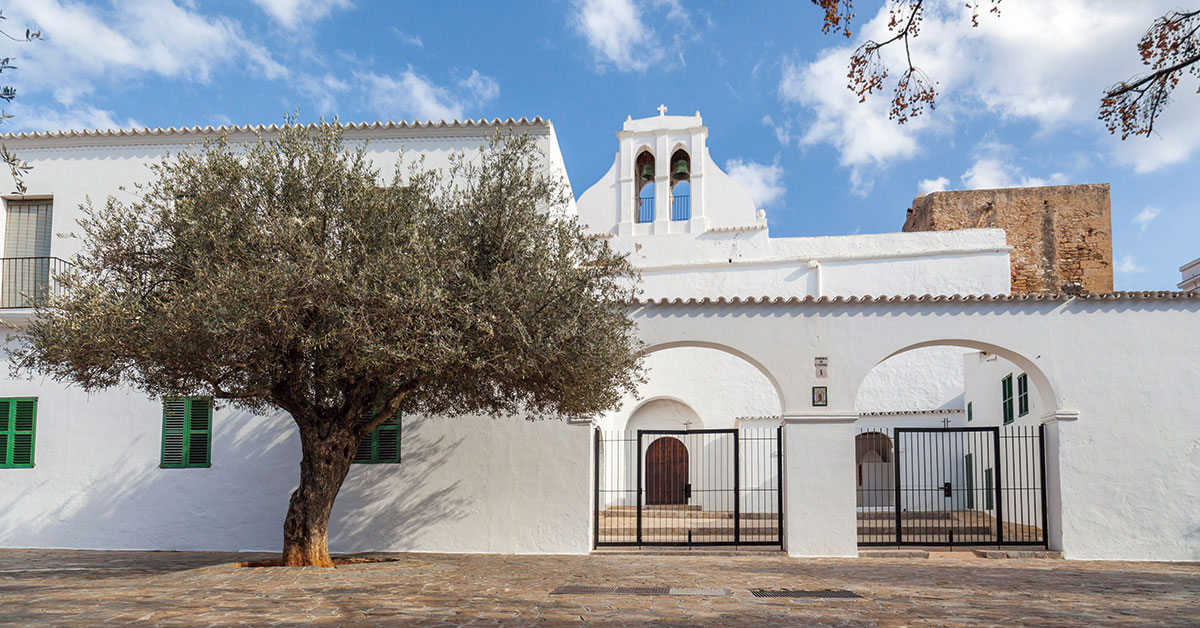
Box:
646, 437, 688, 505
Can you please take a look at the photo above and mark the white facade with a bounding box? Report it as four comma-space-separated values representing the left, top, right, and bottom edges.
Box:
0, 111, 1197, 562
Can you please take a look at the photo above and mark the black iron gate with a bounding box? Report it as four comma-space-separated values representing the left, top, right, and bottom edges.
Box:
594, 427, 782, 547
856, 425, 1047, 547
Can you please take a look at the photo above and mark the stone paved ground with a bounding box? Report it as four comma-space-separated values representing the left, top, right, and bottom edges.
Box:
1, 549, 1197, 626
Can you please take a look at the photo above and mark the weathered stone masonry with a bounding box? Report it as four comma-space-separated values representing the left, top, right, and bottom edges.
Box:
903, 184, 1113, 294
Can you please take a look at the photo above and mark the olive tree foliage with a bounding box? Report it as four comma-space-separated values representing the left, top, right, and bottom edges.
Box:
812, 1, 1199, 138
10, 122, 644, 565
0, 9, 42, 193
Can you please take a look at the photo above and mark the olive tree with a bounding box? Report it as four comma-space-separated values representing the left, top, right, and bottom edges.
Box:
11, 122, 643, 567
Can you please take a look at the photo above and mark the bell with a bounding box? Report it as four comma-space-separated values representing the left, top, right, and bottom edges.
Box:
671, 159, 690, 181
639, 163, 654, 180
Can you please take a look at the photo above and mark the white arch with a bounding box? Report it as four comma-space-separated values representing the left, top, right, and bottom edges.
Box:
867, 338, 1058, 415
642, 340, 785, 410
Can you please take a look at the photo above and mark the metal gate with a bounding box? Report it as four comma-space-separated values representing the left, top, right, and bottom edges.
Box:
594, 428, 782, 547
856, 425, 1047, 547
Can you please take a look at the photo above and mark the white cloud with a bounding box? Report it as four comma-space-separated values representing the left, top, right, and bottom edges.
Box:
393, 29, 423, 48
569, 0, 692, 72
571, 0, 653, 72
359, 68, 499, 123
724, 158, 785, 208
959, 143, 1068, 190
781, 0, 1199, 179
1132, 206, 1160, 233
7, 102, 139, 133
7, 0, 285, 105
917, 176, 950, 195
761, 114, 793, 146
459, 70, 500, 105
1116, 254, 1146, 274
779, 52, 928, 193
251, 0, 352, 30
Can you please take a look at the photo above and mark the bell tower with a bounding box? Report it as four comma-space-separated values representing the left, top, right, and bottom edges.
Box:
576, 107, 765, 237
614, 105, 708, 236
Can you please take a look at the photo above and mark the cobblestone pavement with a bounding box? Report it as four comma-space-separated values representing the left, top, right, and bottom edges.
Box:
1, 548, 1197, 626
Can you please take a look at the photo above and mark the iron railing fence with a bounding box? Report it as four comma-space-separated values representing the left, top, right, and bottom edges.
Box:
671, 195, 690, 221
594, 427, 782, 548
637, 196, 654, 223
855, 425, 1047, 548
0, 256, 71, 309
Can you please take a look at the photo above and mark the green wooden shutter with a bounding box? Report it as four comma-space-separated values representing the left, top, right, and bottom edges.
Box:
1001, 375, 1014, 425
0, 397, 37, 468
375, 414, 401, 463
162, 397, 211, 468
11, 399, 36, 466
162, 398, 187, 467
1017, 373, 1029, 416
187, 397, 212, 467
965, 453, 975, 509
0, 398, 9, 465
353, 411, 375, 463
353, 410, 401, 464
984, 468, 994, 510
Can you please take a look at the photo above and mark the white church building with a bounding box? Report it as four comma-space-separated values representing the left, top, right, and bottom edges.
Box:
0, 109, 1197, 561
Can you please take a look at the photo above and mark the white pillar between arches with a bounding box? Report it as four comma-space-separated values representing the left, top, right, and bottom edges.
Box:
782, 414, 859, 557
1040, 409, 1076, 554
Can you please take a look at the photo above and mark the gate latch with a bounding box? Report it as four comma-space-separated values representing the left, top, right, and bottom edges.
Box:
943, 482, 952, 498
685, 483, 692, 500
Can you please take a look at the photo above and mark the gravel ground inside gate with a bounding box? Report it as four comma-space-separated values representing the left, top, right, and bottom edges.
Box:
0, 548, 1197, 626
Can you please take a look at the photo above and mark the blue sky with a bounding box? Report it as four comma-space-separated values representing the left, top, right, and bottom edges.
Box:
3, 0, 1196, 290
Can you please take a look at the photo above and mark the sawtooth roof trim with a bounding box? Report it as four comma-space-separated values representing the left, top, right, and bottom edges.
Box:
635, 291, 1200, 306
0, 117, 551, 142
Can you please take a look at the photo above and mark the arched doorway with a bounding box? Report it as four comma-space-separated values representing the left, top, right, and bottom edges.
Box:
645, 437, 688, 505
856, 431, 894, 508
853, 340, 1053, 548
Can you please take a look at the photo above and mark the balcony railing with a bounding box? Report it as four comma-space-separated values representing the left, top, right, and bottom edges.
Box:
671, 194, 690, 221
1, 256, 71, 309
637, 196, 655, 223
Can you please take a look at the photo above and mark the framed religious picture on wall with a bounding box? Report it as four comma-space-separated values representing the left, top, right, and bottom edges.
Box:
812, 386, 828, 406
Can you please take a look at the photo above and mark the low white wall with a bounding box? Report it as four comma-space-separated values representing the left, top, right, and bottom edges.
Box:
0, 368, 592, 555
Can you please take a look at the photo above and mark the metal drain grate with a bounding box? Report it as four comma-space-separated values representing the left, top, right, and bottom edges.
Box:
750, 589, 864, 599
551, 585, 731, 597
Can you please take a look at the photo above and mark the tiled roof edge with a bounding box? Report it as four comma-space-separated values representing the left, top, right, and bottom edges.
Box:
859, 408, 964, 417
0, 117, 550, 141
633, 291, 1200, 306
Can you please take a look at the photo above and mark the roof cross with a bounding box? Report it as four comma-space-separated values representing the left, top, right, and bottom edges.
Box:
657, 104, 667, 116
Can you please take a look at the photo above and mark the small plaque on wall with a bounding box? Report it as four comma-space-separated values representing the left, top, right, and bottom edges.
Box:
812, 386, 828, 407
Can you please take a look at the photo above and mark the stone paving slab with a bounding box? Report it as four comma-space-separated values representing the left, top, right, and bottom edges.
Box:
0, 548, 1197, 626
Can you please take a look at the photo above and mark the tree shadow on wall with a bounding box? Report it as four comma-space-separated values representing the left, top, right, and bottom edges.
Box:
330, 416, 471, 553
0, 403, 470, 565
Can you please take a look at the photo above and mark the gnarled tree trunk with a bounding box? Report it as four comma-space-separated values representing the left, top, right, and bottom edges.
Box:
282, 423, 358, 567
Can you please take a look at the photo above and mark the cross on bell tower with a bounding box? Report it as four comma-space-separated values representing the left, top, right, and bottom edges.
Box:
657, 104, 668, 116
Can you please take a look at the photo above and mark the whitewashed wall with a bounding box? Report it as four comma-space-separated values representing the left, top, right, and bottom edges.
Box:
0, 352, 592, 554
632, 295, 1200, 561
0, 120, 570, 267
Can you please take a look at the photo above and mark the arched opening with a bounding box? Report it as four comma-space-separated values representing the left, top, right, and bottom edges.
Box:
856, 431, 894, 508
634, 150, 655, 223
645, 436, 688, 505
852, 339, 1055, 548
626, 397, 702, 431
594, 341, 784, 547
669, 149, 690, 221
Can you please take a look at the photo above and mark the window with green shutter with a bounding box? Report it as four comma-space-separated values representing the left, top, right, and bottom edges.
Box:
0, 397, 37, 468
1017, 373, 1029, 416
1001, 374, 1014, 425
161, 396, 212, 468
967, 401, 973, 422
353, 410, 401, 464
